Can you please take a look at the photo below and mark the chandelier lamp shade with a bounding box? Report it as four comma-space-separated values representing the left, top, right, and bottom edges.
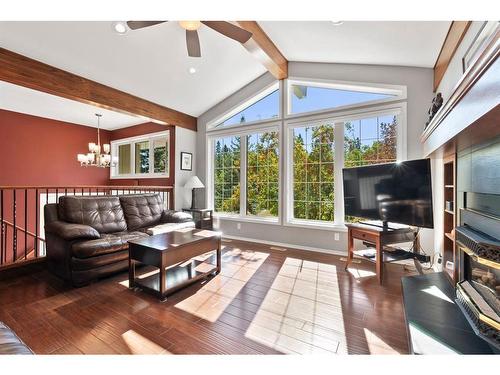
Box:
77, 114, 118, 168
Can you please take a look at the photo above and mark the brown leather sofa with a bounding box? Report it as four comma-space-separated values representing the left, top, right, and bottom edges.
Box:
44, 193, 194, 286
0, 322, 33, 354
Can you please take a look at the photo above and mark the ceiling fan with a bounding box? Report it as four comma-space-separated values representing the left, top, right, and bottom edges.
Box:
126, 21, 253, 58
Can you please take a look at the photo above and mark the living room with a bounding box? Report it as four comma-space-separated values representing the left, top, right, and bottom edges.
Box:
1, 0, 499, 373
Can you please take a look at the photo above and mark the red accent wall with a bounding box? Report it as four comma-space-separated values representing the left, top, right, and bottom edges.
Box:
0, 109, 111, 186
109, 122, 175, 187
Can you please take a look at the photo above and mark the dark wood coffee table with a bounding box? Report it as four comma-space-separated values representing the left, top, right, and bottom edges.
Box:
128, 229, 222, 301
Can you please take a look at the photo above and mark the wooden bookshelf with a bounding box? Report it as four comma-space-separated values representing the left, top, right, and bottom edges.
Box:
443, 154, 457, 282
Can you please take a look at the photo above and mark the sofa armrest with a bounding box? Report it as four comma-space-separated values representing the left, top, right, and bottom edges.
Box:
161, 210, 193, 224
45, 221, 100, 241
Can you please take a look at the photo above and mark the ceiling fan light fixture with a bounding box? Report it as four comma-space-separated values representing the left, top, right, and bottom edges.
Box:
112, 21, 128, 34
179, 21, 202, 31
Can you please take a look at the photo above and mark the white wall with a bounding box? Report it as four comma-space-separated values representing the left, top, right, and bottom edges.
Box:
435, 22, 486, 99
174, 127, 197, 210
196, 62, 434, 254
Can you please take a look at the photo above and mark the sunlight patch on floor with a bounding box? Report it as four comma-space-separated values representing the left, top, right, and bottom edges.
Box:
174, 250, 269, 322
245, 258, 347, 354
363, 328, 401, 354
346, 267, 377, 280
121, 329, 171, 354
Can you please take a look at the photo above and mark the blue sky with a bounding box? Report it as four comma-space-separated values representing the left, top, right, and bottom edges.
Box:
220, 86, 394, 131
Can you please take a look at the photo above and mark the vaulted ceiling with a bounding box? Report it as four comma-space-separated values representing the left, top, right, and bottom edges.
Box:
0, 21, 450, 129
259, 21, 451, 68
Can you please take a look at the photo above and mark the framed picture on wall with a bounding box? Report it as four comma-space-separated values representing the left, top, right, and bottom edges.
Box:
180, 152, 193, 171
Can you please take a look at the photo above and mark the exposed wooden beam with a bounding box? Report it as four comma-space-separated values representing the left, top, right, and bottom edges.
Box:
237, 21, 288, 80
433, 21, 472, 92
0, 48, 197, 131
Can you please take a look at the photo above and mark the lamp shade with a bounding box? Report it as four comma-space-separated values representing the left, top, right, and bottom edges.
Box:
184, 176, 205, 189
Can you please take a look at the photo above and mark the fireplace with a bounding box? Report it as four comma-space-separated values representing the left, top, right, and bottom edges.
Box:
455, 192, 500, 349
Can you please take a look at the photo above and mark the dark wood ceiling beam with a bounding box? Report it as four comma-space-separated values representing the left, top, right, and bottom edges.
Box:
0, 48, 197, 131
433, 21, 472, 92
237, 21, 288, 80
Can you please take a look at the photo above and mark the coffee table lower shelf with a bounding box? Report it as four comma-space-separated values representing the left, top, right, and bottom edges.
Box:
130, 260, 219, 301
128, 229, 222, 301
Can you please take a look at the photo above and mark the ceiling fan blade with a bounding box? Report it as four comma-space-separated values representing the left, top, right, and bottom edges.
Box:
186, 30, 201, 57
126, 21, 166, 30
201, 21, 252, 44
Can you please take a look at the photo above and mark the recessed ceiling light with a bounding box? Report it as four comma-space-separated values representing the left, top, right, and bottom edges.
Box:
188, 67, 197, 74
331, 21, 344, 26
112, 21, 128, 35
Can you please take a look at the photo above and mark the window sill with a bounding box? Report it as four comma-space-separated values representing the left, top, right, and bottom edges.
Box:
215, 214, 281, 225
284, 219, 347, 232
110, 174, 170, 180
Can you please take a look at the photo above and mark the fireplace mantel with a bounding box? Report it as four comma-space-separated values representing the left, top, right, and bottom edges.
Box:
422, 29, 500, 157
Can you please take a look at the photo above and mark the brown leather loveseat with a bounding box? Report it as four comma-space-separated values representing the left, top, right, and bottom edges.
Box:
44, 194, 194, 286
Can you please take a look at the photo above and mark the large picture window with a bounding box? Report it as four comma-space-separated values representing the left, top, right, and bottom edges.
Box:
213, 136, 241, 214
207, 79, 405, 228
247, 131, 279, 217
292, 123, 335, 222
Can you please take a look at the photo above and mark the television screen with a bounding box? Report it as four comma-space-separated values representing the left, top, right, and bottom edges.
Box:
342, 159, 433, 228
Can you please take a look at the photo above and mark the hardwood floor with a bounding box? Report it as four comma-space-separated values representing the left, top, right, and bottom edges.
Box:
0, 239, 416, 354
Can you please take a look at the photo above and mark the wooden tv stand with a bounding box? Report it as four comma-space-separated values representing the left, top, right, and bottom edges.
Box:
345, 222, 417, 284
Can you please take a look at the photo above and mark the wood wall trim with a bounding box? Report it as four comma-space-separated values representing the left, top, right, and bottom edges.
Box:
237, 21, 288, 80
0, 48, 197, 131
433, 21, 472, 92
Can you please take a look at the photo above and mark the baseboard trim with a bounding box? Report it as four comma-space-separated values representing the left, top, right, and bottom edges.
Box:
221, 234, 347, 257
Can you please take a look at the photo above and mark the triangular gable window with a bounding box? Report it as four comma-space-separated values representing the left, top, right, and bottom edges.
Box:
216, 89, 279, 128
290, 84, 397, 115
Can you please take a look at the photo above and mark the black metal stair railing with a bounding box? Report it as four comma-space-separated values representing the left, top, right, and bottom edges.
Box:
0, 185, 174, 269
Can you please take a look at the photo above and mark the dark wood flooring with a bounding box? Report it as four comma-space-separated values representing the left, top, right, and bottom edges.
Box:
0, 239, 415, 354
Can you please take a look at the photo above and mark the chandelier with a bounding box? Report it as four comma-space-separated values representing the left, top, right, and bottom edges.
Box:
77, 114, 118, 168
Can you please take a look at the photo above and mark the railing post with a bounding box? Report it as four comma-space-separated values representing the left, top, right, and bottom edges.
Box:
0, 189, 3, 265
24, 189, 28, 260
13, 189, 17, 261
35, 188, 39, 258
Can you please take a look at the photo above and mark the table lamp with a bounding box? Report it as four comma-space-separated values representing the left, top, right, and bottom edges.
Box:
184, 176, 205, 209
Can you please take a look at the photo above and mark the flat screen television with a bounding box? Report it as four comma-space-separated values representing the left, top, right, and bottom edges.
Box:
343, 159, 434, 229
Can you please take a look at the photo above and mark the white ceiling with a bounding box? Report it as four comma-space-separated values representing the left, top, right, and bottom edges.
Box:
259, 21, 451, 68
0, 21, 267, 117
0, 81, 145, 129
0, 21, 451, 127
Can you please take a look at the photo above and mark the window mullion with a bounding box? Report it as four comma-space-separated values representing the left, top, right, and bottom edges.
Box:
334, 121, 345, 226
149, 138, 153, 175
240, 135, 247, 217
130, 142, 135, 176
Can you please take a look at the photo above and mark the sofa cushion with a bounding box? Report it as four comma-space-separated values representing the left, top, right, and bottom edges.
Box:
71, 231, 148, 258
71, 249, 129, 271
45, 221, 100, 241
146, 221, 196, 236
59, 196, 127, 234
119, 194, 164, 231
0, 322, 33, 355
